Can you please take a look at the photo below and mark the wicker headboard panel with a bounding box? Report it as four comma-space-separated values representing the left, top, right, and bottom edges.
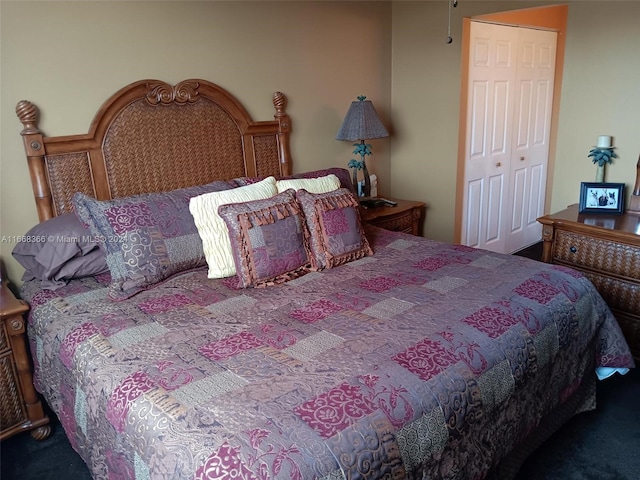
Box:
16, 79, 292, 221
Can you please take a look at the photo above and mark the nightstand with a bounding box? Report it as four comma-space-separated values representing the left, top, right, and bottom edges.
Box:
361, 197, 426, 236
537, 204, 640, 360
0, 279, 51, 441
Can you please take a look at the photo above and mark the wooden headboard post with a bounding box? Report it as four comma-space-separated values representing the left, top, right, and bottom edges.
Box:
273, 91, 292, 177
15, 101, 54, 221
16, 79, 292, 223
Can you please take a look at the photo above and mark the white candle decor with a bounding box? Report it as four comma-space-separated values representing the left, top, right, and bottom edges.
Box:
596, 135, 612, 148
588, 135, 617, 183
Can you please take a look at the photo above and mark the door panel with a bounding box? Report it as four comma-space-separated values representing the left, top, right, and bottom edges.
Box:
486, 173, 504, 245
516, 81, 532, 148
470, 81, 488, 157
510, 166, 527, 232
534, 81, 552, 145
492, 81, 510, 155
465, 178, 483, 247
528, 163, 545, 226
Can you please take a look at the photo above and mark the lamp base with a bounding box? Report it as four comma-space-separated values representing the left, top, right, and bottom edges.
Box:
628, 195, 640, 215
361, 154, 371, 197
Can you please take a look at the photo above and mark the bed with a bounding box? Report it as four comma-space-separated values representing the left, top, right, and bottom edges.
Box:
14, 79, 634, 480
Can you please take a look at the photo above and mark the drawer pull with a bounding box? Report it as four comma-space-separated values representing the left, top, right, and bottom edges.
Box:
569, 246, 577, 253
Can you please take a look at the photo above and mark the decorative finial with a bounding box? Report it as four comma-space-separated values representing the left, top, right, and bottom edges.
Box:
16, 100, 41, 134
273, 91, 286, 114
357, 95, 366, 102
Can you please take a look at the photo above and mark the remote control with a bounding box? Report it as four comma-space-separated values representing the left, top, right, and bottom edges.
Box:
378, 198, 398, 206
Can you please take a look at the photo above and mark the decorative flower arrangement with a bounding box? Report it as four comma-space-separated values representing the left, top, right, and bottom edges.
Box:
588, 135, 617, 183
348, 143, 373, 195
348, 159, 363, 190
588, 147, 617, 167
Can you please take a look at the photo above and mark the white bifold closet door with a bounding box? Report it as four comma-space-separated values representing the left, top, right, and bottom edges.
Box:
462, 21, 557, 254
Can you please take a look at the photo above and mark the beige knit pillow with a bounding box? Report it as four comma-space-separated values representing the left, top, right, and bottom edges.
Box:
189, 176, 278, 278
275, 174, 340, 194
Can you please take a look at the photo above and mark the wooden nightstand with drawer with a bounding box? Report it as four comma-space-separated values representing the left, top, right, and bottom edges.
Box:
361, 198, 426, 236
538, 204, 640, 360
0, 279, 51, 441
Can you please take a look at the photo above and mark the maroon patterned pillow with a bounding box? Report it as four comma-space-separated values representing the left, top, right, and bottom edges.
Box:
295, 188, 373, 270
218, 189, 312, 288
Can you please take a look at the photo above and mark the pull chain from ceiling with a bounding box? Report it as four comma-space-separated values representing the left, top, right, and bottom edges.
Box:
446, 0, 458, 44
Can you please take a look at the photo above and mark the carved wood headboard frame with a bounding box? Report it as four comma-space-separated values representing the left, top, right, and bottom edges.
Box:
16, 79, 292, 222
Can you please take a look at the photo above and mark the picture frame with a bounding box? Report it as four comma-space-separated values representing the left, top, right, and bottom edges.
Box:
578, 182, 625, 214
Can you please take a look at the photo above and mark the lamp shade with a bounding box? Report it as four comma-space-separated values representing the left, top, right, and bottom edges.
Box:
336, 96, 389, 141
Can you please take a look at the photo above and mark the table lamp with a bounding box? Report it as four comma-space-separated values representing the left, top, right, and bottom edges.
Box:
336, 95, 389, 197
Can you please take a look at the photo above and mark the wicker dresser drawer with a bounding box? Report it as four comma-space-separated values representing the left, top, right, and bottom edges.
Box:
553, 230, 640, 280
581, 271, 640, 318
538, 205, 640, 360
580, 271, 640, 359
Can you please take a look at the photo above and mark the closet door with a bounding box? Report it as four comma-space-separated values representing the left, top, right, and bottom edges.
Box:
505, 27, 557, 253
463, 21, 516, 253
462, 21, 556, 254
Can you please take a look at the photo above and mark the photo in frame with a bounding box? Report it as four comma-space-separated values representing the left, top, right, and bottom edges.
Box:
578, 182, 625, 214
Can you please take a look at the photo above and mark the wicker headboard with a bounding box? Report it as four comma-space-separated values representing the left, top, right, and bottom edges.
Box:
15, 79, 292, 222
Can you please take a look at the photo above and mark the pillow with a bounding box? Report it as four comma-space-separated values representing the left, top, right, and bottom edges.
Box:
12, 213, 109, 289
218, 189, 312, 288
41, 250, 109, 290
287, 168, 356, 195
189, 176, 278, 279
73, 180, 234, 300
296, 188, 373, 269
231, 167, 356, 196
275, 174, 340, 194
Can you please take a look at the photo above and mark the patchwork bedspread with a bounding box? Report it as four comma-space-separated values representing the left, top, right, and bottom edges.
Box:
23, 227, 634, 480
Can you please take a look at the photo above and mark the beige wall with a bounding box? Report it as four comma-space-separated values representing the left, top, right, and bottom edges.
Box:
554, 1, 640, 209
392, 1, 640, 242
2, 1, 640, 285
0, 1, 392, 283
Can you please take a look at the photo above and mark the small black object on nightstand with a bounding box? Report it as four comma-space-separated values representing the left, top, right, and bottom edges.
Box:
360, 198, 397, 209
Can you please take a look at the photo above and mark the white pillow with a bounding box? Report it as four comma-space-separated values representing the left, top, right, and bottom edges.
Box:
189, 176, 278, 278
276, 174, 340, 194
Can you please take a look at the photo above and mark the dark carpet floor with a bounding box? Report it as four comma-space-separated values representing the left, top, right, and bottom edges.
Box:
2, 242, 638, 479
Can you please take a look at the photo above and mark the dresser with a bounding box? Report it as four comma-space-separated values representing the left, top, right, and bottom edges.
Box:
361, 198, 426, 236
537, 205, 640, 360
0, 280, 50, 441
